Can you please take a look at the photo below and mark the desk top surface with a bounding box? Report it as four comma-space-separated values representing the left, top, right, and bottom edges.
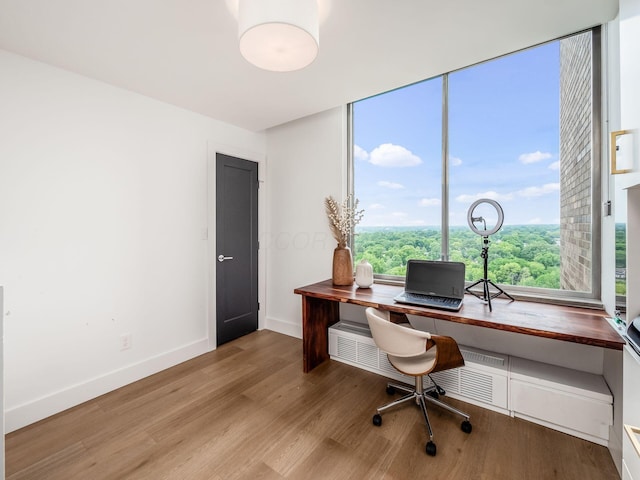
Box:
294, 279, 625, 350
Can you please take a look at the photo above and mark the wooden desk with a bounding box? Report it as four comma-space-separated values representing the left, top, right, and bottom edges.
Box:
294, 279, 625, 373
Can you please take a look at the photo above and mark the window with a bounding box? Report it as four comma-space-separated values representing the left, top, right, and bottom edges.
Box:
351, 29, 600, 301
615, 177, 627, 303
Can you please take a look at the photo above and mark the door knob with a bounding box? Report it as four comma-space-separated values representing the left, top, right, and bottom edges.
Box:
218, 254, 234, 262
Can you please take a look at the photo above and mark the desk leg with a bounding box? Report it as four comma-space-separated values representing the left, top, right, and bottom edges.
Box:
302, 295, 340, 373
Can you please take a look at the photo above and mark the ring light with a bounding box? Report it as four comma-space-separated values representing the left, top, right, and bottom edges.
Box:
464, 198, 513, 311
467, 198, 504, 237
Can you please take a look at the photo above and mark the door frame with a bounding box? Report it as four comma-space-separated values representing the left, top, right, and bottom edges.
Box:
206, 143, 266, 350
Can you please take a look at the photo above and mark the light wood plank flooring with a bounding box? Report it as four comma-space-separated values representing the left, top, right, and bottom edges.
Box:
6, 330, 620, 479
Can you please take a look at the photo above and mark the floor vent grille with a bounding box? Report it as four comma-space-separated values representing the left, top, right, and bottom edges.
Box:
337, 336, 357, 363
460, 369, 494, 404
358, 342, 378, 369
430, 369, 459, 394
461, 349, 505, 367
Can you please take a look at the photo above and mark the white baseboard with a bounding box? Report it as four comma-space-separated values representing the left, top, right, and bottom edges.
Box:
5, 339, 210, 433
265, 316, 301, 339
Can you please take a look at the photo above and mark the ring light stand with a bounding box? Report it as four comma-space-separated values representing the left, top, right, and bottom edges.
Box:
465, 199, 514, 311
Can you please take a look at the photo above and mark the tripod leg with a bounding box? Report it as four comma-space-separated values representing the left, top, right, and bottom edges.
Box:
466, 279, 483, 289
465, 279, 483, 295
487, 280, 515, 302
485, 280, 492, 311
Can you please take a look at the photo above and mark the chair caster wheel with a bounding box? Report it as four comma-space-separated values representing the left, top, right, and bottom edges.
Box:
461, 420, 472, 434
386, 385, 396, 395
426, 441, 437, 456
372, 414, 382, 426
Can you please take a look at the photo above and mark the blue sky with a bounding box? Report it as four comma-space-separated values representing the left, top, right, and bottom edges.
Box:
353, 41, 562, 228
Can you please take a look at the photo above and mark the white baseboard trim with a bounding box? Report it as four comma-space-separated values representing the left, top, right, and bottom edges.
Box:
5, 339, 210, 433
265, 316, 301, 339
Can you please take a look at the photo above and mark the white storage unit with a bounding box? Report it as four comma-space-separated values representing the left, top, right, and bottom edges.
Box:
328, 321, 509, 413
328, 320, 613, 445
623, 345, 640, 480
510, 356, 613, 446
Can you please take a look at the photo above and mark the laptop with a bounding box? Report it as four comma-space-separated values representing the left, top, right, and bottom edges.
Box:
393, 260, 465, 311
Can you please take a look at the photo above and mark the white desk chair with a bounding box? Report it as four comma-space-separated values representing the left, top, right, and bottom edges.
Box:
365, 307, 472, 456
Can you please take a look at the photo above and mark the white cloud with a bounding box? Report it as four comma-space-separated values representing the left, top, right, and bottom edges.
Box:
419, 198, 441, 207
354, 144, 369, 161
517, 183, 560, 198
548, 161, 560, 170
369, 143, 422, 167
378, 180, 404, 189
455, 183, 558, 204
368, 203, 385, 210
527, 217, 543, 224
450, 156, 463, 166
392, 211, 409, 217
455, 191, 513, 203
519, 151, 553, 164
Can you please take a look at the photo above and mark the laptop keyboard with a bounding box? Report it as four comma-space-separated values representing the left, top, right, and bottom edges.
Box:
403, 292, 461, 309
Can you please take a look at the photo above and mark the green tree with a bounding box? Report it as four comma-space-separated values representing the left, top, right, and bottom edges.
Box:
354, 225, 561, 289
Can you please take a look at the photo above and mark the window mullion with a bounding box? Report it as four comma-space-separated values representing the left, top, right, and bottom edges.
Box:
441, 73, 450, 261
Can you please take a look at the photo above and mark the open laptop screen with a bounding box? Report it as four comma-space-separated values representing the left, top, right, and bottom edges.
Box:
404, 260, 465, 299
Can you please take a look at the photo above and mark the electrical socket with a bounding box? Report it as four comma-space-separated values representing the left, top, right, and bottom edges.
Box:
120, 333, 132, 351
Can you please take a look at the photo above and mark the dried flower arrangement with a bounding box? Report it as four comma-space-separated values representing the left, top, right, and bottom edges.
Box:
324, 194, 365, 248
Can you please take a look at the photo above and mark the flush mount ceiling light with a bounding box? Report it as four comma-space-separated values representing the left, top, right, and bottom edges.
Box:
238, 0, 319, 72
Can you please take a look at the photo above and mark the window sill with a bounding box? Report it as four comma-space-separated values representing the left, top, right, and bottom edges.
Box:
372, 277, 604, 311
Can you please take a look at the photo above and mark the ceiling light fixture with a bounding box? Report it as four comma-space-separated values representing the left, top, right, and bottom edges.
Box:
238, 0, 319, 72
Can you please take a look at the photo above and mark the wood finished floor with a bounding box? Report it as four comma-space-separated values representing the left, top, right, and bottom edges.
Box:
6, 330, 620, 480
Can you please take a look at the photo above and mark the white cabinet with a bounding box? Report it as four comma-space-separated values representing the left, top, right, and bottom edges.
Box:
510, 356, 613, 446
623, 346, 640, 479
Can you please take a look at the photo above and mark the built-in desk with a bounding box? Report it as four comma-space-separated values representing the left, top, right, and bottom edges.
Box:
294, 279, 624, 373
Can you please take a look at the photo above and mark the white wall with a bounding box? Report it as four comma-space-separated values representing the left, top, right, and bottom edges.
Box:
264, 107, 347, 338
615, 0, 640, 319
0, 50, 265, 432
0, 286, 4, 479
616, 0, 640, 190
609, 0, 640, 473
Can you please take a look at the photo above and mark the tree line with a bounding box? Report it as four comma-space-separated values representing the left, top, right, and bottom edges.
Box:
354, 224, 627, 293
353, 225, 562, 290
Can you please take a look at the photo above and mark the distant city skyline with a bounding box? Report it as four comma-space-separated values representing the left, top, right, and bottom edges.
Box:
354, 41, 563, 227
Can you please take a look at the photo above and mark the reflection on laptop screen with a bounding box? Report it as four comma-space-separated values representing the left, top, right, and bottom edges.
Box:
405, 260, 465, 299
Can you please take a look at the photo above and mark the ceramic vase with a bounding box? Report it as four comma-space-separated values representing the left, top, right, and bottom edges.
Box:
332, 245, 354, 286
355, 259, 374, 288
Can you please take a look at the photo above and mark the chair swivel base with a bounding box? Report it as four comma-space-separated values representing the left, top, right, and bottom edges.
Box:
372, 377, 472, 456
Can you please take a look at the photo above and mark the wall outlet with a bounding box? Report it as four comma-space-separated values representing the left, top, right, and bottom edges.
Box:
120, 333, 132, 351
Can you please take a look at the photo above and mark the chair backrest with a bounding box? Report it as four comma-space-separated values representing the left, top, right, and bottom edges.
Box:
365, 307, 431, 358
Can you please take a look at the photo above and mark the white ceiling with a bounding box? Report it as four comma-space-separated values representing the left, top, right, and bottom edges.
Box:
0, 0, 618, 132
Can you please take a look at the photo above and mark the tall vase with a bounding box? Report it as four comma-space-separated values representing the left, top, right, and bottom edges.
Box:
332, 245, 354, 286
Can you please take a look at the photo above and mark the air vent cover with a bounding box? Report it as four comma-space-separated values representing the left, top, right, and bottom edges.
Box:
329, 321, 508, 411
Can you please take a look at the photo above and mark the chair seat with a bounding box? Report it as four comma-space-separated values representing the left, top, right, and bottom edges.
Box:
388, 348, 437, 376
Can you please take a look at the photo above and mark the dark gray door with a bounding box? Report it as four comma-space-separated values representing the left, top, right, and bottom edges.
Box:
216, 153, 258, 346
